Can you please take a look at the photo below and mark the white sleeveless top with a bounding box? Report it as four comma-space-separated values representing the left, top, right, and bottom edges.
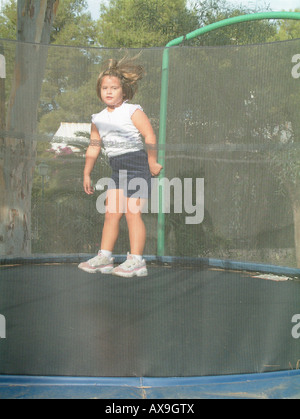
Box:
91, 102, 144, 158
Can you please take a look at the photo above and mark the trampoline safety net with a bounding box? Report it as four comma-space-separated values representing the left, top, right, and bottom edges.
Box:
0, 38, 300, 378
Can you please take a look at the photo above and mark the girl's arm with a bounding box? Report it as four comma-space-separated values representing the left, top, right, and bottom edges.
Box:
83, 123, 102, 195
131, 110, 163, 177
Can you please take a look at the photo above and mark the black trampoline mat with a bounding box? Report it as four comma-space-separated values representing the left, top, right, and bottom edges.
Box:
0, 263, 300, 377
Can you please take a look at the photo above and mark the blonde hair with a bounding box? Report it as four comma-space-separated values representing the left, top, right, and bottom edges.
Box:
97, 53, 145, 102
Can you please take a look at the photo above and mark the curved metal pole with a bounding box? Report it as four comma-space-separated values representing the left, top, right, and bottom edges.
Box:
157, 11, 300, 257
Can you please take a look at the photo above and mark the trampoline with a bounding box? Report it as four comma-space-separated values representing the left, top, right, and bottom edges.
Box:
0, 258, 300, 398
1, 13, 300, 399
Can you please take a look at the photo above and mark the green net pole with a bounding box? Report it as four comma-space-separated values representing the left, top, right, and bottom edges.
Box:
157, 11, 300, 257
157, 47, 170, 257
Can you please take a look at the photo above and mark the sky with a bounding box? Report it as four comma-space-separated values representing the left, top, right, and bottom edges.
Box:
86, 0, 299, 20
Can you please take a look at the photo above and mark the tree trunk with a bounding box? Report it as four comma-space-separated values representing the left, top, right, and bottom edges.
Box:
0, 0, 59, 256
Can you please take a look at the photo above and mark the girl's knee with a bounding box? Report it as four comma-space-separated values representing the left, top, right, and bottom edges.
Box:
105, 210, 123, 223
125, 210, 143, 224
126, 198, 147, 216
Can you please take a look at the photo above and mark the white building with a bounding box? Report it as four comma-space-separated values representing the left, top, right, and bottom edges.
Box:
51, 122, 90, 155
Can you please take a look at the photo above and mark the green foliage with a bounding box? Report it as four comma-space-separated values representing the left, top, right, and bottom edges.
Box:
1, 0, 299, 47
97, 0, 199, 47
269, 9, 300, 42
38, 46, 100, 134
0, 0, 98, 45
186, 0, 277, 46
0, 0, 17, 39
96, 0, 279, 48
50, 0, 97, 46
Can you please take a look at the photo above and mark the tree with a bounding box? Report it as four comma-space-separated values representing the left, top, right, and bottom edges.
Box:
0, 0, 17, 40
269, 9, 300, 41
96, 0, 277, 48
164, 35, 300, 267
97, 0, 199, 47
187, 0, 277, 46
0, 0, 97, 45
0, 0, 59, 256
50, 0, 97, 46
267, 48, 300, 267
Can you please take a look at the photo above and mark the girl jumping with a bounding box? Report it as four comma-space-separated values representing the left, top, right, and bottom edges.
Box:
78, 55, 162, 277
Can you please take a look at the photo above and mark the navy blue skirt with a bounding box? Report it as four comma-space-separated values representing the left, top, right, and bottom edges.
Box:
109, 150, 152, 199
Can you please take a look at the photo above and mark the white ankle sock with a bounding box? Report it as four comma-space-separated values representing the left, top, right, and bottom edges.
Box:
101, 250, 112, 259
131, 254, 143, 262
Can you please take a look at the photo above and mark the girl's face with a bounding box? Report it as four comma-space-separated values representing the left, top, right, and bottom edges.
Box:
101, 76, 124, 109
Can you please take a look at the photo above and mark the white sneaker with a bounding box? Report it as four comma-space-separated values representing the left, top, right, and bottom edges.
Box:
112, 253, 148, 278
78, 251, 114, 274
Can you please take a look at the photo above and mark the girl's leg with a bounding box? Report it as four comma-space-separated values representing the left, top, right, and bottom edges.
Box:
100, 189, 125, 252
125, 198, 147, 256
111, 197, 148, 277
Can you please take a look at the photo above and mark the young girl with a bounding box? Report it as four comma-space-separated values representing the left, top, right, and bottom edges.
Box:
78, 55, 162, 277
